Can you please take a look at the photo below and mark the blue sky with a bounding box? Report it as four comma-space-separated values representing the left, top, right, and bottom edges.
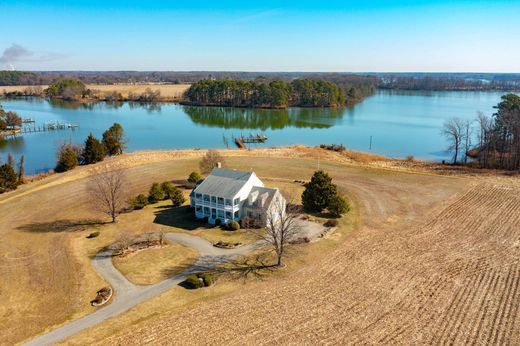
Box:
0, 0, 519, 72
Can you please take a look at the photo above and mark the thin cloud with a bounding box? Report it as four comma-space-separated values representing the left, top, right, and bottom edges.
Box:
0, 43, 65, 64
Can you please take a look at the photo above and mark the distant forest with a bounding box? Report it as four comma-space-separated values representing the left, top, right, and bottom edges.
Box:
185, 79, 347, 108
0, 71, 518, 96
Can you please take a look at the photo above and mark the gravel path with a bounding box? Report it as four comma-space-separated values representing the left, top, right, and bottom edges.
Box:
23, 233, 260, 346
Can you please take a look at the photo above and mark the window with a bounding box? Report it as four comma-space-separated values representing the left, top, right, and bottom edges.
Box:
234, 198, 240, 206
204, 207, 210, 215
211, 196, 216, 203
225, 199, 232, 206
196, 206, 202, 212
217, 197, 224, 205
203, 195, 210, 202
234, 211, 240, 219
225, 211, 232, 219
217, 209, 224, 218
211, 208, 217, 217
195, 193, 202, 200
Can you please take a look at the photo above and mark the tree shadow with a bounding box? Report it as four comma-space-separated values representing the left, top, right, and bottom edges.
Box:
17, 219, 108, 233
153, 205, 215, 231
163, 253, 277, 285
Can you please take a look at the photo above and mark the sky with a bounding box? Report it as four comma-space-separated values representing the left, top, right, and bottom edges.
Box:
0, 0, 519, 72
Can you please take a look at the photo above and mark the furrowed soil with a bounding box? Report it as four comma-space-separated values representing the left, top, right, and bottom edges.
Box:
1, 146, 519, 345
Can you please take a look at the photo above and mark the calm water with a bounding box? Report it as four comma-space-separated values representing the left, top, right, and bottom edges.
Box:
0, 90, 508, 175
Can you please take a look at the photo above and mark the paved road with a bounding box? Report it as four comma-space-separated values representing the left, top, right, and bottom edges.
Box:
23, 233, 260, 346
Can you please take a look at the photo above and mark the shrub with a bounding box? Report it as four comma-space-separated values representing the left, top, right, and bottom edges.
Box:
302, 170, 337, 213
86, 231, 100, 239
199, 273, 213, 286
148, 182, 165, 203
160, 181, 175, 199
405, 155, 414, 162
324, 219, 339, 227
169, 186, 186, 207
184, 274, 205, 289
240, 216, 263, 229
188, 171, 202, 184
215, 219, 222, 226
328, 194, 350, 217
131, 194, 149, 210
228, 220, 240, 231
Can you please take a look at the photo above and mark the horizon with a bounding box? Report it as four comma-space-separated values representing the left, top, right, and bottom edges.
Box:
1, 1, 519, 72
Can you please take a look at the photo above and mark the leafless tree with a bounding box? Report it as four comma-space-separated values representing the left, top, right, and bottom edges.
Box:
88, 168, 128, 223
462, 119, 473, 164
199, 149, 225, 174
441, 117, 465, 164
252, 194, 300, 266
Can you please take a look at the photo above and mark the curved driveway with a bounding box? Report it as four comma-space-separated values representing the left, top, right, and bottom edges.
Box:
23, 233, 260, 346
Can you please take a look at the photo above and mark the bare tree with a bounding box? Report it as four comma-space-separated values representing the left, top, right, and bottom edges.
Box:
88, 168, 128, 223
441, 117, 465, 164
252, 194, 300, 266
462, 119, 473, 164
199, 149, 225, 174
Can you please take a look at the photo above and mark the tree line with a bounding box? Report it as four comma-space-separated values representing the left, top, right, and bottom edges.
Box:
442, 93, 520, 169
56, 123, 126, 172
185, 79, 346, 108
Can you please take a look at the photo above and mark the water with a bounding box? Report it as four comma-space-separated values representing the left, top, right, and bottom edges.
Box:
0, 90, 508, 175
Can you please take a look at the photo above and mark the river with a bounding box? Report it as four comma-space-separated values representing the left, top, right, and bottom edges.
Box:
0, 90, 508, 175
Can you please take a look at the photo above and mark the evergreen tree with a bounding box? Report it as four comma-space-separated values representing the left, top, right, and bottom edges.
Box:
0, 163, 18, 193
187, 171, 202, 184
82, 133, 105, 164
148, 182, 165, 203
328, 194, 350, 217
102, 123, 126, 156
160, 181, 175, 199
169, 186, 186, 207
301, 170, 338, 213
56, 144, 80, 172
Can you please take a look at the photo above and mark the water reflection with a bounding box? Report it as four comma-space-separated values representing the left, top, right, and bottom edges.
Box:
183, 106, 344, 130
0, 135, 25, 153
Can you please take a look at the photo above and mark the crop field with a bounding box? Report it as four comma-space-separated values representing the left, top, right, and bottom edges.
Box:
1, 147, 519, 345
84, 176, 520, 344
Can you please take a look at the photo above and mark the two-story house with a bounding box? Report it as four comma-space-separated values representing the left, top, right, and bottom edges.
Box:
190, 167, 285, 225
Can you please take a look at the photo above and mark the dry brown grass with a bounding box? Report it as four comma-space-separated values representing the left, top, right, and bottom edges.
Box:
1, 146, 519, 345
1, 83, 190, 100
87, 83, 190, 99
112, 243, 197, 285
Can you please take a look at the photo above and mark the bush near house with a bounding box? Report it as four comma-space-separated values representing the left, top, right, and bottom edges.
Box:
148, 182, 165, 203
188, 171, 202, 184
227, 220, 240, 231
302, 170, 350, 217
324, 219, 339, 227
169, 186, 186, 207
131, 194, 149, 210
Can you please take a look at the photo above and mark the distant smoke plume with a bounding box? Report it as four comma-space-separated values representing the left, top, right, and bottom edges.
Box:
0, 43, 65, 65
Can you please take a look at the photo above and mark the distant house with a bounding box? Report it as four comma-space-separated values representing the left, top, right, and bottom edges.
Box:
190, 167, 285, 225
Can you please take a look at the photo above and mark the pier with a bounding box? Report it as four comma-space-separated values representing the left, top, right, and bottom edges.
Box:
234, 133, 268, 149
0, 121, 80, 137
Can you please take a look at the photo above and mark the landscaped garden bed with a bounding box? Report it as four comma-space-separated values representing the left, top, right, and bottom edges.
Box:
91, 287, 112, 307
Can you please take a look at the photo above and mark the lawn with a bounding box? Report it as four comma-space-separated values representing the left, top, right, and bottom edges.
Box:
112, 243, 198, 285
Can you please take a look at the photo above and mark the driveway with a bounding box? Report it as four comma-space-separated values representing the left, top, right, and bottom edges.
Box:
23, 233, 261, 346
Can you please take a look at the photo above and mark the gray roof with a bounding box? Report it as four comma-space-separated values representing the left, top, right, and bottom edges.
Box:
244, 186, 279, 210
194, 168, 253, 199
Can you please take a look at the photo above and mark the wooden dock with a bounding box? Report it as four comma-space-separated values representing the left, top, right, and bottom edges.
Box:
0, 122, 80, 137
234, 133, 268, 149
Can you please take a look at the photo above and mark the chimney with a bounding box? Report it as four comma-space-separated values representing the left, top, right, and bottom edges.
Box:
216, 162, 222, 168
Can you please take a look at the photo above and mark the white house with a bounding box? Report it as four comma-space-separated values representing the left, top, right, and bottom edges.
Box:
190, 167, 285, 225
